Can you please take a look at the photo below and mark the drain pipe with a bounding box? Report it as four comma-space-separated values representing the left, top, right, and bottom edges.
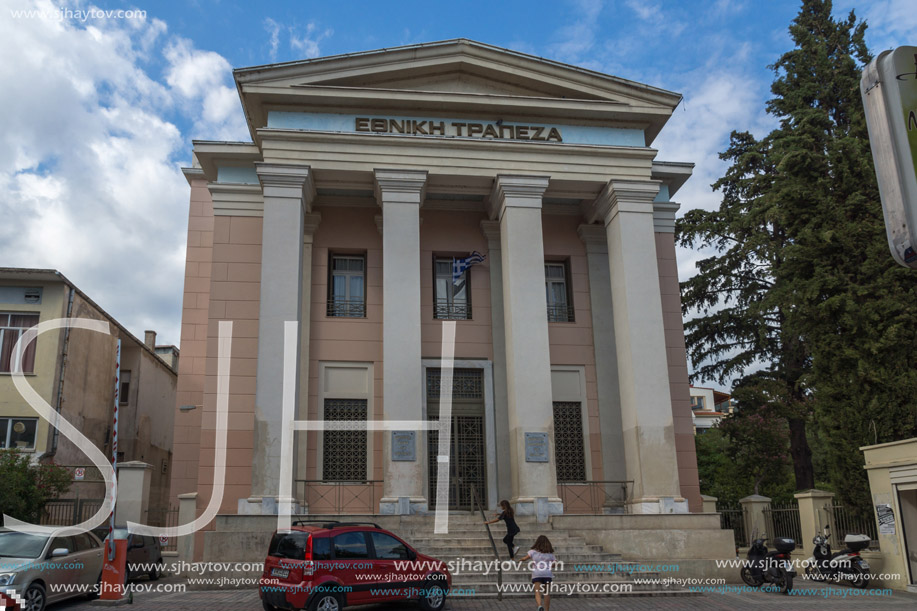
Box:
50, 286, 75, 456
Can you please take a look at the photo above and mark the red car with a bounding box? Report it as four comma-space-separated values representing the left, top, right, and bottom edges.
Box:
259, 521, 451, 611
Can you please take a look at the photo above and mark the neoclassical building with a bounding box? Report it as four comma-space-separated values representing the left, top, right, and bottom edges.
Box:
171, 39, 700, 522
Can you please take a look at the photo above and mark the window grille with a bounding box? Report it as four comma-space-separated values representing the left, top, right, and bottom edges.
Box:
426, 368, 483, 399
553, 401, 586, 482
434, 258, 471, 320
322, 399, 367, 481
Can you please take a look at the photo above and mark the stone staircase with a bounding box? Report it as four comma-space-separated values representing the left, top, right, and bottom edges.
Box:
394, 514, 697, 598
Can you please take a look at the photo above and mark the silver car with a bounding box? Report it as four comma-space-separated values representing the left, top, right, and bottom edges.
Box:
0, 527, 104, 611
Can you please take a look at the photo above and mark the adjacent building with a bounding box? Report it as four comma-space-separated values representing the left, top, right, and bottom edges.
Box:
0, 268, 177, 514
170, 39, 702, 522
689, 385, 735, 433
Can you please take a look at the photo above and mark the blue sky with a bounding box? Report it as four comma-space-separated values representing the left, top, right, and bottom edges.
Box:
1, 0, 915, 385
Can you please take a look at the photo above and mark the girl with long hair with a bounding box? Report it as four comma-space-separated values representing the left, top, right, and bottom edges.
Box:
519, 535, 555, 611
484, 499, 520, 559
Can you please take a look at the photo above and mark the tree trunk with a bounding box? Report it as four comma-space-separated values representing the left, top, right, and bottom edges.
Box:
788, 417, 814, 490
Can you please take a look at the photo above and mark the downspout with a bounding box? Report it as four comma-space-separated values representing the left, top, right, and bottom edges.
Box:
49, 286, 75, 456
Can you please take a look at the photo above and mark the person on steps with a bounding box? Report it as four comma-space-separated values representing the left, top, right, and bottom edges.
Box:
519, 535, 555, 611
484, 499, 520, 559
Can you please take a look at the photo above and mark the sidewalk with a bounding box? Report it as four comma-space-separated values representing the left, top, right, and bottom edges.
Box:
55, 581, 917, 611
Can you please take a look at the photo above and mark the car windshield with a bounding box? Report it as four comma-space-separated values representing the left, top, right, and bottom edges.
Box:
0, 532, 49, 558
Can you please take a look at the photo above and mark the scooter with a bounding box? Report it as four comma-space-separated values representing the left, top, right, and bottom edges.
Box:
740, 533, 796, 594
804, 525, 871, 588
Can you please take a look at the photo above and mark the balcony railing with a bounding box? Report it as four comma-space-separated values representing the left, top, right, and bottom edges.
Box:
547, 303, 575, 323
326, 298, 365, 318
434, 299, 471, 320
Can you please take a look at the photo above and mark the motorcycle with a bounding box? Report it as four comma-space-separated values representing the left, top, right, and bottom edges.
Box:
740, 534, 796, 594
804, 525, 871, 588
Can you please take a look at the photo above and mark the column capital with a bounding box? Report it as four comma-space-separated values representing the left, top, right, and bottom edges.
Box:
590, 179, 662, 225
303, 212, 322, 244
653, 201, 681, 233
480, 220, 501, 246
488, 175, 550, 219
577, 224, 608, 254
374, 169, 427, 205
255, 163, 316, 212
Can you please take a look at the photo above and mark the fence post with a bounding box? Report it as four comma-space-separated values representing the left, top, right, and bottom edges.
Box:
701, 494, 718, 513
176, 492, 198, 574
740, 494, 772, 545
794, 489, 834, 548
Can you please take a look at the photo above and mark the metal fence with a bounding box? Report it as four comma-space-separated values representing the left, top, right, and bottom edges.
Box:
716, 502, 747, 547
295, 480, 383, 514
40, 498, 104, 526
147, 506, 180, 552
763, 502, 803, 547
826, 503, 879, 550
556, 481, 632, 514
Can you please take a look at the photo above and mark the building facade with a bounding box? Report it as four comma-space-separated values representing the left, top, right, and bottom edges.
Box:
0, 268, 177, 514
689, 386, 735, 433
171, 40, 701, 520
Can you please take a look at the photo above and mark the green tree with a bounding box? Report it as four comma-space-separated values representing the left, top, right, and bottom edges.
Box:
0, 450, 73, 523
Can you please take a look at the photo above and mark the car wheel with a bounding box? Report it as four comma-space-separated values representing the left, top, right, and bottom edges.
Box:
418, 577, 447, 611
308, 591, 342, 611
23, 582, 46, 611
149, 559, 163, 581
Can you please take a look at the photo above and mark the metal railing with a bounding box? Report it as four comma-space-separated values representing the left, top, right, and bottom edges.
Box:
433, 299, 471, 320
326, 299, 365, 318
556, 481, 632, 514
716, 502, 747, 547
40, 498, 104, 526
295, 480, 382, 514
825, 503, 879, 550
763, 502, 802, 547
546, 304, 575, 323
147, 506, 180, 552
461, 477, 502, 601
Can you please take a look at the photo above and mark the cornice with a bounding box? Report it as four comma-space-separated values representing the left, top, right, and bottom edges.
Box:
480, 220, 500, 246
207, 182, 264, 217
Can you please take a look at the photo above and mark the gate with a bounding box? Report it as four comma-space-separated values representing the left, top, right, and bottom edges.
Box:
41, 498, 105, 526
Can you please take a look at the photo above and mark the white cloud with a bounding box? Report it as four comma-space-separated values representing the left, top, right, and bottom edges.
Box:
548, 0, 604, 65
265, 18, 281, 62
624, 0, 661, 22
290, 22, 333, 59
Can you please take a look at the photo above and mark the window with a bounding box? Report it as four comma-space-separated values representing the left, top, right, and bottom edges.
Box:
322, 399, 367, 481
327, 255, 366, 317
553, 402, 586, 482
0, 417, 38, 450
312, 536, 332, 560
545, 263, 574, 322
119, 371, 131, 405
433, 257, 471, 320
371, 532, 409, 559
333, 532, 369, 559
0, 313, 39, 373
268, 531, 309, 560
690, 396, 706, 410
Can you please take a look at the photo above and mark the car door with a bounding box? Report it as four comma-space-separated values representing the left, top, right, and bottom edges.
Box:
42, 535, 77, 603
71, 533, 104, 587
367, 531, 414, 602
331, 530, 372, 605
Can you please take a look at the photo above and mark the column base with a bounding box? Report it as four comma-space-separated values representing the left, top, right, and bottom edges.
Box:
237, 496, 306, 515
378, 497, 428, 515
627, 497, 689, 514
512, 497, 564, 522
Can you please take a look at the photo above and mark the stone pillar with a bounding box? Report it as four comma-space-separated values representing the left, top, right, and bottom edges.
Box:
490, 175, 562, 522
246, 163, 315, 515
481, 220, 511, 507
577, 224, 626, 489
701, 494, 718, 514
795, 489, 835, 548
375, 169, 428, 515
176, 492, 197, 574
595, 180, 686, 514
115, 461, 152, 525
740, 494, 772, 545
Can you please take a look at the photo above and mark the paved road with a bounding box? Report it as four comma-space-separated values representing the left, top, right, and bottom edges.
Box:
50, 581, 917, 611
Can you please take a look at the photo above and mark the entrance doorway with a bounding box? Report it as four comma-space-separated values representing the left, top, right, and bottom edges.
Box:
899, 488, 917, 586
426, 368, 486, 510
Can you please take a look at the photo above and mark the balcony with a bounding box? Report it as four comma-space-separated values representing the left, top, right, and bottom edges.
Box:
434, 299, 471, 320
326, 298, 365, 318
546, 303, 575, 323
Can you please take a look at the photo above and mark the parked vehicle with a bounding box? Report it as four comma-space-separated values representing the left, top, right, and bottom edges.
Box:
0, 527, 104, 611
740, 535, 796, 594
102, 527, 164, 582
259, 520, 451, 611
804, 525, 871, 588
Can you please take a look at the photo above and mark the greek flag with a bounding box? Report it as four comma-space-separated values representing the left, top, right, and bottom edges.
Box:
452, 251, 486, 284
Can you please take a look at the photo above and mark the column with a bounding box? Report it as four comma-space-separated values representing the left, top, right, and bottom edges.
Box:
481, 220, 512, 506
246, 163, 315, 515
740, 494, 772, 546
795, 489, 836, 548
375, 169, 427, 515
490, 175, 562, 521
595, 179, 686, 513
577, 224, 627, 492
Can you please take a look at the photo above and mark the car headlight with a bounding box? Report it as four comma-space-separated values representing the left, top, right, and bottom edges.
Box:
0, 573, 15, 586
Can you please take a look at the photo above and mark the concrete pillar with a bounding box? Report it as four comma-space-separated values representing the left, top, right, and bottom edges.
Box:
481, 220, 511, 506
701, 494, 718, 514
246, 163, 315, 515
595, 180, 686, 514
176, 492, 197, 574
375, 169, 428, 515
795, 489, 835, 548
577, 224, 626, 488
740, 494, 772, 545
490, 175, 562, 522
115, 461, 152, 525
